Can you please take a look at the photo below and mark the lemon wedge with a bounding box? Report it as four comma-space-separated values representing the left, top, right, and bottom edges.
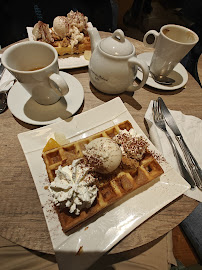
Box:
84, 50, 91, 60
43, 138, 61, 152
54, 132, 70, 145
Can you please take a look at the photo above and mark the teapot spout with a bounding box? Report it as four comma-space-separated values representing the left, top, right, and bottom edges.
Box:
87, 27, 101, 52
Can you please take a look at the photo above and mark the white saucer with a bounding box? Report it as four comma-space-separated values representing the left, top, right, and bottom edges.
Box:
7, 72, 84, 125
136, 52, 188, 90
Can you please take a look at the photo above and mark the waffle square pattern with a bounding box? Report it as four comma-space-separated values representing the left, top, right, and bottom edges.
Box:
42, 121, 164, 233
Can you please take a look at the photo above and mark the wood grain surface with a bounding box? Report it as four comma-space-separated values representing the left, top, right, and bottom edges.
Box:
0, 32, 200, 255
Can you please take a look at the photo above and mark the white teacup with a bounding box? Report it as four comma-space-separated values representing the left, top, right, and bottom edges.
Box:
2, 41, 69, 105
143, 24, 199, 81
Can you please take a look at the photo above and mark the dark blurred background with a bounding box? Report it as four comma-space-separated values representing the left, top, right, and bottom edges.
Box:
0, 0, 201, 48
0, 0, 117, 48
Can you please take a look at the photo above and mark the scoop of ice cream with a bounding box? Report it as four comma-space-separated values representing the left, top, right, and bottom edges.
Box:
83, 137, 122, 174
53, 16, 69, 38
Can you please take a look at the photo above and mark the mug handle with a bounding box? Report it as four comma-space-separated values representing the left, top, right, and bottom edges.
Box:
143, 30, 159, 48
49, 73, 69, 97
127, 57, 149, 91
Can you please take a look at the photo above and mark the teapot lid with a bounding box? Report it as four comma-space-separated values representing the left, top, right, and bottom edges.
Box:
100, 29, 134, 56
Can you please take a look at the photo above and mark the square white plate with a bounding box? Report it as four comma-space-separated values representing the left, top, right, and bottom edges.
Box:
18, 97, 189, 270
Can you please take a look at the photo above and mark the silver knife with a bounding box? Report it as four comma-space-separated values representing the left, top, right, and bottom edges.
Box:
0, 59, 5, 81
158, 97, 202, 190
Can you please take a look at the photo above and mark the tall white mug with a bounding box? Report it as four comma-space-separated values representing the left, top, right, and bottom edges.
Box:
2, 41, 69, 105
143, 24, 199, 80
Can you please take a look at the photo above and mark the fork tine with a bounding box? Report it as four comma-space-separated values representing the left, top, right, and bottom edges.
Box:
156, 99, 163, 120
152, 100, 156, 114
158, 99, 161, 113
152, 100, 158, 122
156, 99, 160, 118
152, 100, 155, 120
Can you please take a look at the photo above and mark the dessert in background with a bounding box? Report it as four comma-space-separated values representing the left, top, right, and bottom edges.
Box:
42, 121, 164, 233
32, 10, 91, 56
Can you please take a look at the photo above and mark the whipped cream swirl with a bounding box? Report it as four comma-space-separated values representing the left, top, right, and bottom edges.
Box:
49, 159, 98, 215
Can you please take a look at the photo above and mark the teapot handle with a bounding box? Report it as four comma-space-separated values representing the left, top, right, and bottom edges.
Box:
127, 57, 149, 91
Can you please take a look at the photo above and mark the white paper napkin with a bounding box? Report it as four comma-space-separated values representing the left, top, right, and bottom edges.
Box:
0, 54, 15, 92
145, 100, 202, 202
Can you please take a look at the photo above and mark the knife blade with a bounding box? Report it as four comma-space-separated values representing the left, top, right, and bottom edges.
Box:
158, 97, 183, 136
0, 59, 5, 81
158, 97, 202, 190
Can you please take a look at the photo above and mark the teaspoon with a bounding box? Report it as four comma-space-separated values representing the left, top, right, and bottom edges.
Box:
138, 67, 175, 85
150, 72, 175, 85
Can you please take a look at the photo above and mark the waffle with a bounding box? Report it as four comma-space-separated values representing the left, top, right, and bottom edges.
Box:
32, 14, 91, 56
42, 121, 164, 233
51, 36, 91, 56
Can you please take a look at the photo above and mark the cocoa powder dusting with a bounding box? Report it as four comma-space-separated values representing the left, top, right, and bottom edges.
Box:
114, 131, 149, 160
149, 150, 166, 164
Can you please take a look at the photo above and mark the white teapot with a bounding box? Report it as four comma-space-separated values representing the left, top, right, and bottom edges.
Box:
87, 28, 149, 94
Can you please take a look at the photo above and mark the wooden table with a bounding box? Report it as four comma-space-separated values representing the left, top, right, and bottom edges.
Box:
0, 32, 200, 258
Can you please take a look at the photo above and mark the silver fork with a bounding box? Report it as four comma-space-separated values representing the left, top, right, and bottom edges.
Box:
153, 100, 195, 188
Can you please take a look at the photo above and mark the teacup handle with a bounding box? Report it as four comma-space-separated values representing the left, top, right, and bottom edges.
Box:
49, 73, 69, 97
143, 30, 159, 48
127, 57, 149, 91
